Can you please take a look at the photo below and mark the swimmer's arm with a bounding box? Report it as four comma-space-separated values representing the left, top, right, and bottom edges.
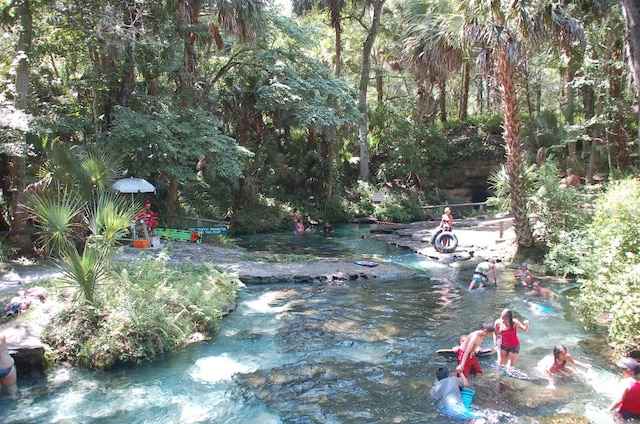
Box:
566, 354, 592, 369
517, 319, 530, 331
459, 372, 470, 388
608, 383, 629, 411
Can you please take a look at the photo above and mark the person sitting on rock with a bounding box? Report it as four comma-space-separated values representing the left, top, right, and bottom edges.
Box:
514, 262, 533, 286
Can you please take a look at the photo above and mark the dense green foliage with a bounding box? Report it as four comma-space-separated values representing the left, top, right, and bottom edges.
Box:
42, 259, 240, 369
571, 179, 640, 354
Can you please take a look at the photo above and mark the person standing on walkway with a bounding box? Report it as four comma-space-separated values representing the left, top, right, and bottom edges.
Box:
493, 308, 529, 368
608, 357, 640, 420
0, 334, 19, 400
469, 259, 497, 290
439, 207, 454, 247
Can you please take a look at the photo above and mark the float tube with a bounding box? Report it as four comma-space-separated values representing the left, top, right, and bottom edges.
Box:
434, 231, 458, 253
430, 228, 444, 245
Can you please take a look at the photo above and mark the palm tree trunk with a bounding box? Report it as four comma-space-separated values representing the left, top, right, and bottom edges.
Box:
438, 78, 447, 122
498, 43, 533, 248
459, 62, 470, 121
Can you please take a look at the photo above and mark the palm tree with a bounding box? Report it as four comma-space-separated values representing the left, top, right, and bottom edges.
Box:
292, 0, 344, 77
24, 147, 135, 307
401, 0, 467, 123
166, 0, 267, 215
402, 0, 584, 249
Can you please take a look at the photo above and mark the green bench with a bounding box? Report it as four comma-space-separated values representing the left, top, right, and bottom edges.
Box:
155, 228, 202, 243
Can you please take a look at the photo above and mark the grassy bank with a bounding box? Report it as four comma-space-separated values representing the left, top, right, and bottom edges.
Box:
39, 257, 241, 370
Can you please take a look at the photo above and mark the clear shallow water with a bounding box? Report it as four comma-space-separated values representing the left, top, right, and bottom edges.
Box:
3, 225, 621, 423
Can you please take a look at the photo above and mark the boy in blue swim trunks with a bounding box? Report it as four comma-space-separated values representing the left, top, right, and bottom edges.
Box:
469, 259, 497, 290
430, 366, 486, 423
0, 334, 18, 399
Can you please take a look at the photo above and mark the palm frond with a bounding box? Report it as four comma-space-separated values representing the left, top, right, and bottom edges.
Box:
22, 187, 86, 255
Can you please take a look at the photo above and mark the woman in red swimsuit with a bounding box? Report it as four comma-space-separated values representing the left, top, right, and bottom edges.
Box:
609, 357, 640, 420
493, 308, 529, 368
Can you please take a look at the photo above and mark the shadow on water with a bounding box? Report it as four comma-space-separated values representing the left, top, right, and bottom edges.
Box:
3, 225, 620, 423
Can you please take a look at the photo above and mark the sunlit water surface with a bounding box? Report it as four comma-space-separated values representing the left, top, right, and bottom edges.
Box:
3, 225, 620, 423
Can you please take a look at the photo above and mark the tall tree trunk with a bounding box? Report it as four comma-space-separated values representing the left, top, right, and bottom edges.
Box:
477, 75, 484, 114
605, 29, 629, 171
438, 78, 447, 122
357, 0, 384, 182
583, 84, 597, 183
115, 0, 141, 109
565, 52, 580, 159
375, 68, 383, 103
333, 7, 342, 77
622, 0, 640, 157
178, 0, 199, 105
320, 132, 334, 203
459, 62, 470, 121
9, 0, 32, 251
498, 42, 533, 249
166, 0, 201, 215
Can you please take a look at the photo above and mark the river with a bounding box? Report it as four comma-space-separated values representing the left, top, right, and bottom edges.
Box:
3, 225, 620, 423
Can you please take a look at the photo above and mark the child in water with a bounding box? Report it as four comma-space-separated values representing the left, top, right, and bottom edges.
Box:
0, 334, 19, 399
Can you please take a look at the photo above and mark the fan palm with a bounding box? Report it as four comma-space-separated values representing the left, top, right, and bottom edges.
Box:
23, 146, 135, 306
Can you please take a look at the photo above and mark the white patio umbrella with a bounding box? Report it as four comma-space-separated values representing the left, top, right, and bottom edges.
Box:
111, 177, 156, 208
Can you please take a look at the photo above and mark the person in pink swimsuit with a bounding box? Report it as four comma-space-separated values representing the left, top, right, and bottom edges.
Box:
609, 357, 640, 420
493, 308, 529, 368
539, 344, 592, 389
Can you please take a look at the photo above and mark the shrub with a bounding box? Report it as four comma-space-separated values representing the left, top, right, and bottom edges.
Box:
573, 178, 640, 354
42, 259, 241, 369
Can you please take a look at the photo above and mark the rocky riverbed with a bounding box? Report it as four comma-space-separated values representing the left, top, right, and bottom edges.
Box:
0, 217, 517, 367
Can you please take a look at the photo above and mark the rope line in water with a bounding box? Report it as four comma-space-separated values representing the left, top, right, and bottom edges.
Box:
375, 220, 403, 226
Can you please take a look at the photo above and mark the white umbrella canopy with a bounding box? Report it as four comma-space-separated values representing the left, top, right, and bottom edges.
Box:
111, 177, 155, 194
111, 177, 156, 208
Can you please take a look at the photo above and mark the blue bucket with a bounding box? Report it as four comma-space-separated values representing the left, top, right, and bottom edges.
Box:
460, 386, 475, 409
